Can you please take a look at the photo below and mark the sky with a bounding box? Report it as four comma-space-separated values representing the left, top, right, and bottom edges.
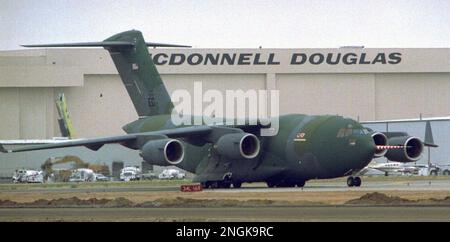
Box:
0, 0, 449, 50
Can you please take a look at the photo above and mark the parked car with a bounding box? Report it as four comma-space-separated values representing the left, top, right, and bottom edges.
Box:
94, 173, 109, 181
141, 172, 158, 180
120, 166, 142, 181
158, 169, 186, 180
68, 168, 95, 182
12, 169, 44, 183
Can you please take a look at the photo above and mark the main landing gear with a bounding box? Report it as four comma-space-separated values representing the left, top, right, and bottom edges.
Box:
347, 176, 361, 187
201, 181, 241, 189
266, 180, 305, 188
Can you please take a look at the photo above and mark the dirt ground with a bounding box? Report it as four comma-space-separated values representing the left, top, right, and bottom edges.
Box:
1, 189, 450, 205
1, 177, 449, 205
2, 206, 450, 222
1, 177, 450, 221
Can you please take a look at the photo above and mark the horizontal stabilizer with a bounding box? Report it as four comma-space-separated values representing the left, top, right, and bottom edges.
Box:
145, 42, 191, 48
22, 41, 135, 48
21, 29, 190, 117
22, 42, 190, 48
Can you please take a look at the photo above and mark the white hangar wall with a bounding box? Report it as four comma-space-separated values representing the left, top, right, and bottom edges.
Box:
1, 48, 450, 176
2, 48, 450, 139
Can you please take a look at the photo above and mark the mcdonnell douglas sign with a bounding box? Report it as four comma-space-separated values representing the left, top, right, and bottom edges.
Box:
149, 52, 402, 66
143, 48, 450, 73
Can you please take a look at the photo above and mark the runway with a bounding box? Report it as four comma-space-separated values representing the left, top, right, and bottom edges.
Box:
2, 206, 450, 222
1, 177, 449, 221
2, 178, 449, 194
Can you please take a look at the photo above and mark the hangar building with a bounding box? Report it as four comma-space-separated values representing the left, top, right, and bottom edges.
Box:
0, 47, 449, 177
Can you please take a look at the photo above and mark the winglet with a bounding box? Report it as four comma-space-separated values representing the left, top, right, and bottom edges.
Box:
424, 121, 438, 147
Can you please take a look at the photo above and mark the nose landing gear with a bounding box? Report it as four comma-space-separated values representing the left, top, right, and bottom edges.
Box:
347, 176, 362, 187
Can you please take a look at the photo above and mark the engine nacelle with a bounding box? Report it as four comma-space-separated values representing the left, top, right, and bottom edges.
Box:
216, 133, 260, 160
140, 139, 184, 166
385, 136, 423, 163
371, 132, 388, 157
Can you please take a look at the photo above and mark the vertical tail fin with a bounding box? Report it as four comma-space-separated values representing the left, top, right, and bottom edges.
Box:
55, 93, 75, 139
103, 30, 174, 117
23, 30, 190, 117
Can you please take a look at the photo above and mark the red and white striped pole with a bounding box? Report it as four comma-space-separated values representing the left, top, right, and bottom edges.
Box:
376, 145, 407, 150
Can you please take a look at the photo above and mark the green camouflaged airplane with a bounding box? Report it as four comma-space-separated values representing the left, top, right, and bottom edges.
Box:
0, 30, 427, 188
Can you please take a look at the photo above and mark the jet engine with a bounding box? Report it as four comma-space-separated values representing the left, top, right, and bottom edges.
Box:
215, 133, 260, 159
140, 139, 184, 166
385, 136, 423, 163
371, 132, 388, 157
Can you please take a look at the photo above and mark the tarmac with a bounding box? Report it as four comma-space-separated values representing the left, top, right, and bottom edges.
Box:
2, 206, 450, 222
0, 177, 449, 221
2, 178, 449, 194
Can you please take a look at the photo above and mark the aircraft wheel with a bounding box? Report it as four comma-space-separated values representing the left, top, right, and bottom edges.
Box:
219, 182, 231, 188
353, 177, 362, 187
232, 182, 242, 188
210, 181, 219, 189
296, 181, 305, 188
201, 182, 210, 189
347, 177, 355, 187
266, 181, 275, 188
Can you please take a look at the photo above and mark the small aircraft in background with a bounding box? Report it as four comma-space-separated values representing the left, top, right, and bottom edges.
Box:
0, 93, 79, 150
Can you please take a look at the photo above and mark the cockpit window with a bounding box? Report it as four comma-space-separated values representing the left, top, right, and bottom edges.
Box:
352, 129, 364, 135
337, 128, 351, 137
361, 128, 371, 135
337, 127, 368, 137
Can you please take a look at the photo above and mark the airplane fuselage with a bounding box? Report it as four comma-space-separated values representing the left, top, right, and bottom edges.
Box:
123, 113, 376, 184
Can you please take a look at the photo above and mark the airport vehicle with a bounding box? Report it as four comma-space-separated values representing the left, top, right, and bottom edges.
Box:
41, 155, 109, 182
1, 30, 431, 188
12, 169, 44, 183
94, 173, 109, 181
141, 172, 158, 180
427, 164, 450, 176
158, 169, 186, 180
120, 166, 142, 181
69, 168, 95, 182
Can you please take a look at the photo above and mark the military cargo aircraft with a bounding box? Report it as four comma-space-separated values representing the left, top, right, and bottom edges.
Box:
0, 30, 430, 188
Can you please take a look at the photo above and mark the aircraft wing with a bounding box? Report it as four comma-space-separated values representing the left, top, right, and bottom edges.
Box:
361, 119, 439, 148
0, 126, 212, 153
0, 138, 81, 145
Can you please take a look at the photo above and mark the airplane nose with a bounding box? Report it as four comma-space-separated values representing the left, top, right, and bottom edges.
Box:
358, 136, 377, 161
